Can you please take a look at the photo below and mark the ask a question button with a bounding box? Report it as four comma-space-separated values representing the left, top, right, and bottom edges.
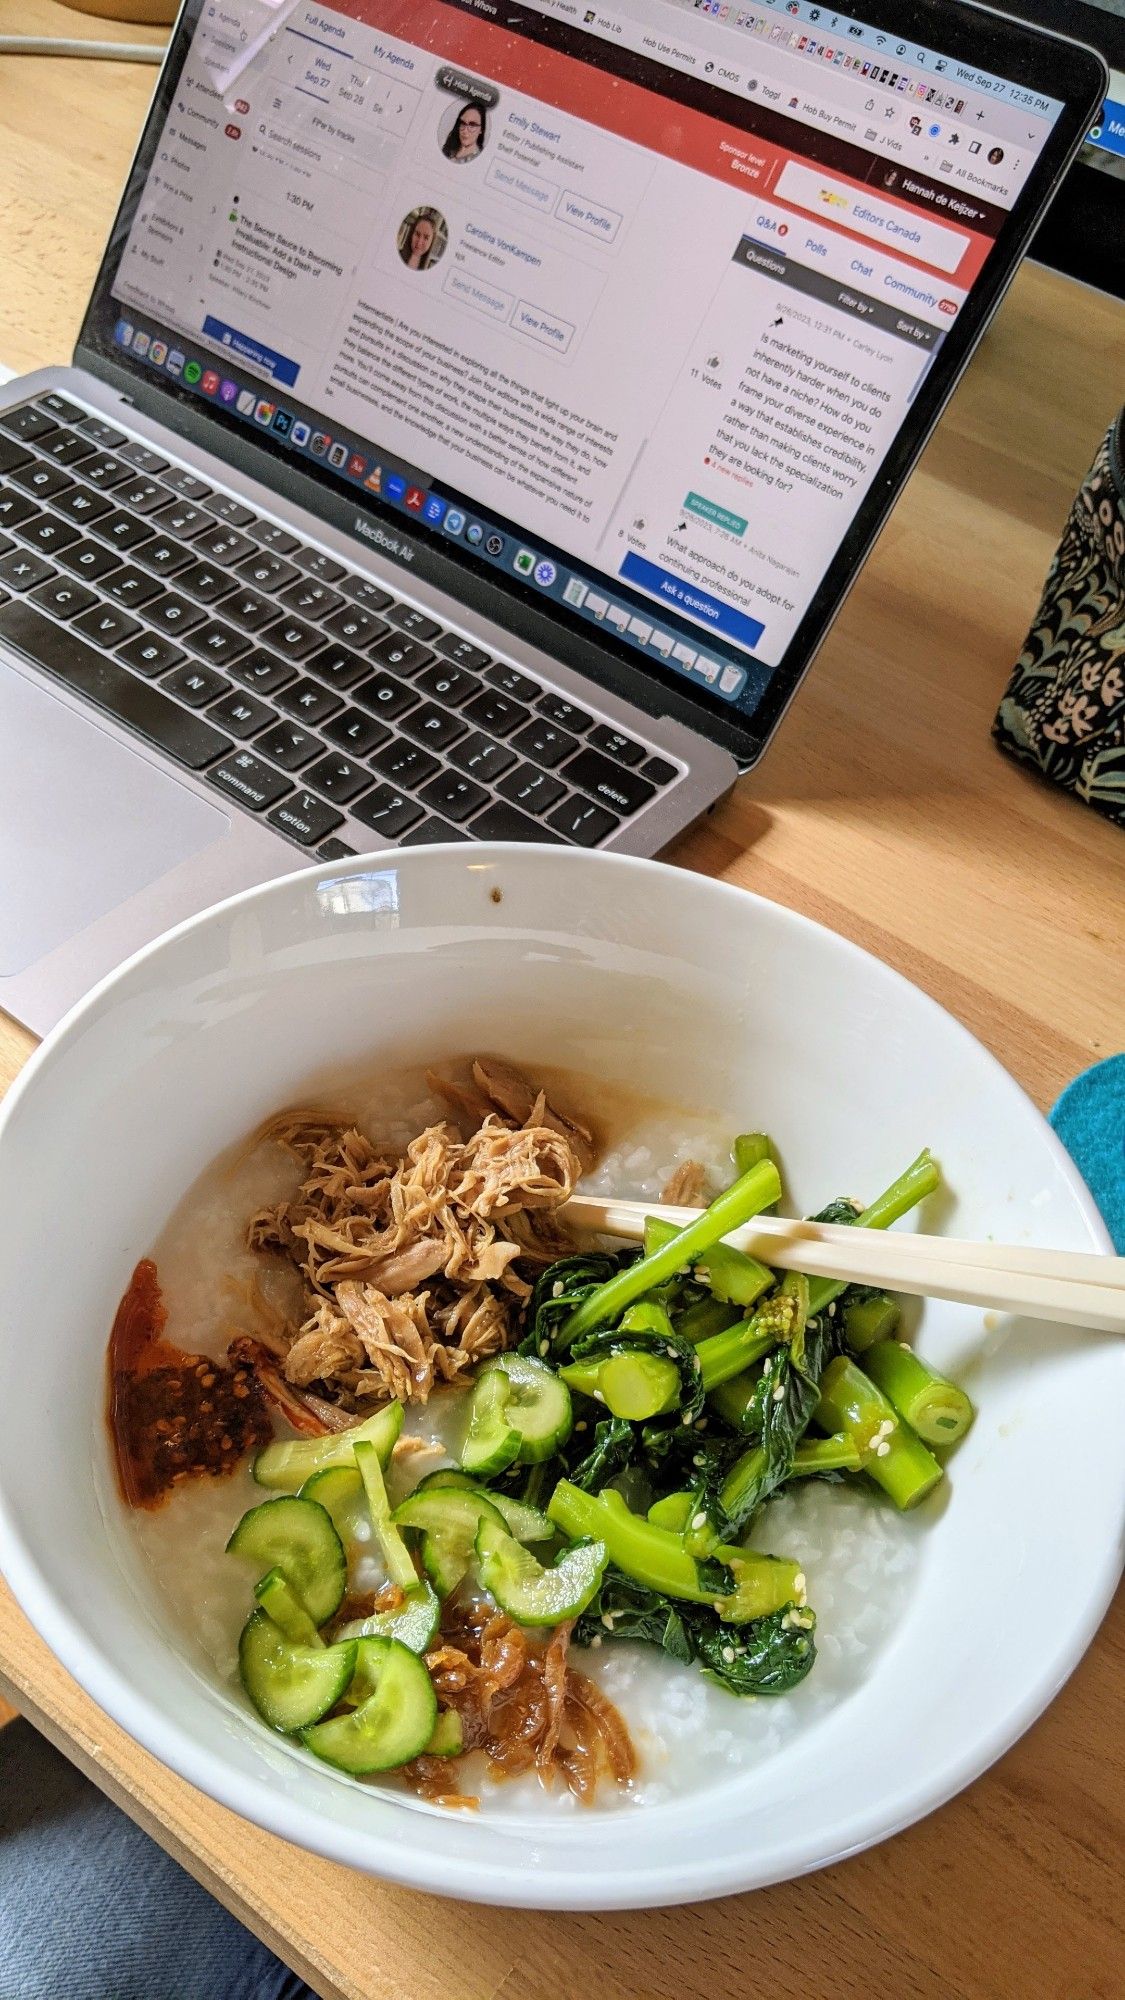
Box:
619, 554, 765, 649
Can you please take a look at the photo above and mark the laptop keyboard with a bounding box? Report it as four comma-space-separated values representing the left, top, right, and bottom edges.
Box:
0, 394, 683, 857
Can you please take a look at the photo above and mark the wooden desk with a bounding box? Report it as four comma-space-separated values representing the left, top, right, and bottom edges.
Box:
1, 10, 1122, 1996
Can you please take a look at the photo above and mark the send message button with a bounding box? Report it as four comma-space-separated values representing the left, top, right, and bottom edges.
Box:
619, 554, 765, 649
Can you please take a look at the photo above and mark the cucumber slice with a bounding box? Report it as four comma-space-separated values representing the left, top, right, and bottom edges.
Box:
253, 1401, 404, 1492
413, 1468, 553, 1543
226, 1495, 346, 1625
254, 1568, 322, 1647
489, 1494, 554, 1543
465, 1353, 572, 1473
353, 1440, 417, 1592
301, 1636, 437, 1774
335, 1580, 441, 1653
393, 1488, 507, 1598
298, 1464, 365, 1545
461, 1370, 521, 1478
238, 1610, 356, 1734
425, 1709, 464, 1758
474, 1516, 606, 1626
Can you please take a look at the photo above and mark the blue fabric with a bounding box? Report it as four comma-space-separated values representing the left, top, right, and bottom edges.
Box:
0, 1720, 315, 2000
1049, 1053, 1125, 1252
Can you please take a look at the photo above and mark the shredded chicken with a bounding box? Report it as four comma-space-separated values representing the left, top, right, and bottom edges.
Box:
402, 1600, 634, 1807
234, 1059, 591, 1412
661, 1158, 710, 1207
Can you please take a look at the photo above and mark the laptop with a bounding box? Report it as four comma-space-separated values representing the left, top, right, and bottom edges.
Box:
0, 0, 1104, 1032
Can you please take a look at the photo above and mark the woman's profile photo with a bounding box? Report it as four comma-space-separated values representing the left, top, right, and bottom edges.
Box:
396, 206, 448, 272
441, 98, 488, 163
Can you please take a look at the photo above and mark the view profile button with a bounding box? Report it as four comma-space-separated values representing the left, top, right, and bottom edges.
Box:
512, 301, 575, 352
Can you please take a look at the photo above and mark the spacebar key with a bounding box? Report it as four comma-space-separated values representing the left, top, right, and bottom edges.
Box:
0, 600, 232, 770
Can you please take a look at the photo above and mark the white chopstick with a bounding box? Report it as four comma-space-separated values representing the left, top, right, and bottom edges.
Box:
561, 1195, 1125, 1335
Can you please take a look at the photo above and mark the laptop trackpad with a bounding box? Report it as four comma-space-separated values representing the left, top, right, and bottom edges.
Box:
0, 667, 230, 976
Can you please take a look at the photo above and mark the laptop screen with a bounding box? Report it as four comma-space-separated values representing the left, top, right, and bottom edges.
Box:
84, 0, 1100, 747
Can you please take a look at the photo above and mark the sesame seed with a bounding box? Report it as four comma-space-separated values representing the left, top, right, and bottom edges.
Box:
575, 1420, 587, 1432
601, 1612, 615, 1629
594, 1390, 605, 1403
590, 1634, 602, 1648
712, 1601, 725, 1613
876, 1441, 892, 1457
681, 1412, 693, 1426
772, 1383, 785, 1402
551, 1282, 564, 1298
691, 1512, 707, 1530
665, 1345, 677, 1358
721, 1645, 735, 1664
827, 1303, 837, 1316
539, 1340, 550, 1356
694, 1417, 708, 1430
793, 1571, 806, 1601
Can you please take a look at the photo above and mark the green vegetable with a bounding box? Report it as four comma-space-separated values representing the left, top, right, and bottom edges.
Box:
572, 1574, 816, 1697
561, 1347, 681, 1417
842, 1290, 901, 1352
226, 1495, 346, 1625
695, 1275, 809, 1392
301, 1636, 437, 1774
560, 1157, 781, 1345
238, 1610, 356, 1734
693, 1605, 816, 1695
644, 1214, 774, 1311
647, 1491, 693, 1531
354, 1440, 417, 1592
548, 1481, 731, 1606
393, 1486, 507, 1597
862, 1341, 975, 1446
252, 1401, 404, 1491
334, 1580, 441, 1653
788, 1434, 862, 1478
733, 1132, 777, 1179
425, 1710, 464, 1757
475, 1515, 607, 1625
564, 1306, 705, 1439
523, 1252, 627, 1360
721, 1550, 807, 1621
463, 1352, 572, 1475
691, 1278, 827, 1550
253, 1567, 322, 1648
815, 1354, 943, 1509
675, 1295, 740, 1343
711, 1155, 939, 1431
566, 1417, 636, 1493
806, 1150, 941, 1318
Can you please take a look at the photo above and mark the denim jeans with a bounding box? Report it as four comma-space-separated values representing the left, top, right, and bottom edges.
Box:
0, 1719, 317, 2000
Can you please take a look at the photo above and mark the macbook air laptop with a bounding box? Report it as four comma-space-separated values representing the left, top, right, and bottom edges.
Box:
0, 0, 1105, 1031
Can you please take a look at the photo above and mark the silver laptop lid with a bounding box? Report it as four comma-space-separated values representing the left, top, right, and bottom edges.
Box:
75, 0, 1105, 764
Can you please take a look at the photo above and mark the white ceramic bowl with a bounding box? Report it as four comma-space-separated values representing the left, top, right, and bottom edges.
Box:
0, 846, 1121, 1910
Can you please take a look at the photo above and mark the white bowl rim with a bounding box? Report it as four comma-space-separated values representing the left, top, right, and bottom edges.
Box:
0, 842, 1118, 1910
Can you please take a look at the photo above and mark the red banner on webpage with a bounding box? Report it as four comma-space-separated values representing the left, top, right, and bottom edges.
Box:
334, 0, 992, 283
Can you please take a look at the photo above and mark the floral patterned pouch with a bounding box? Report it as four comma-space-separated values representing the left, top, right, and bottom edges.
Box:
993, 408, 1125, 826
